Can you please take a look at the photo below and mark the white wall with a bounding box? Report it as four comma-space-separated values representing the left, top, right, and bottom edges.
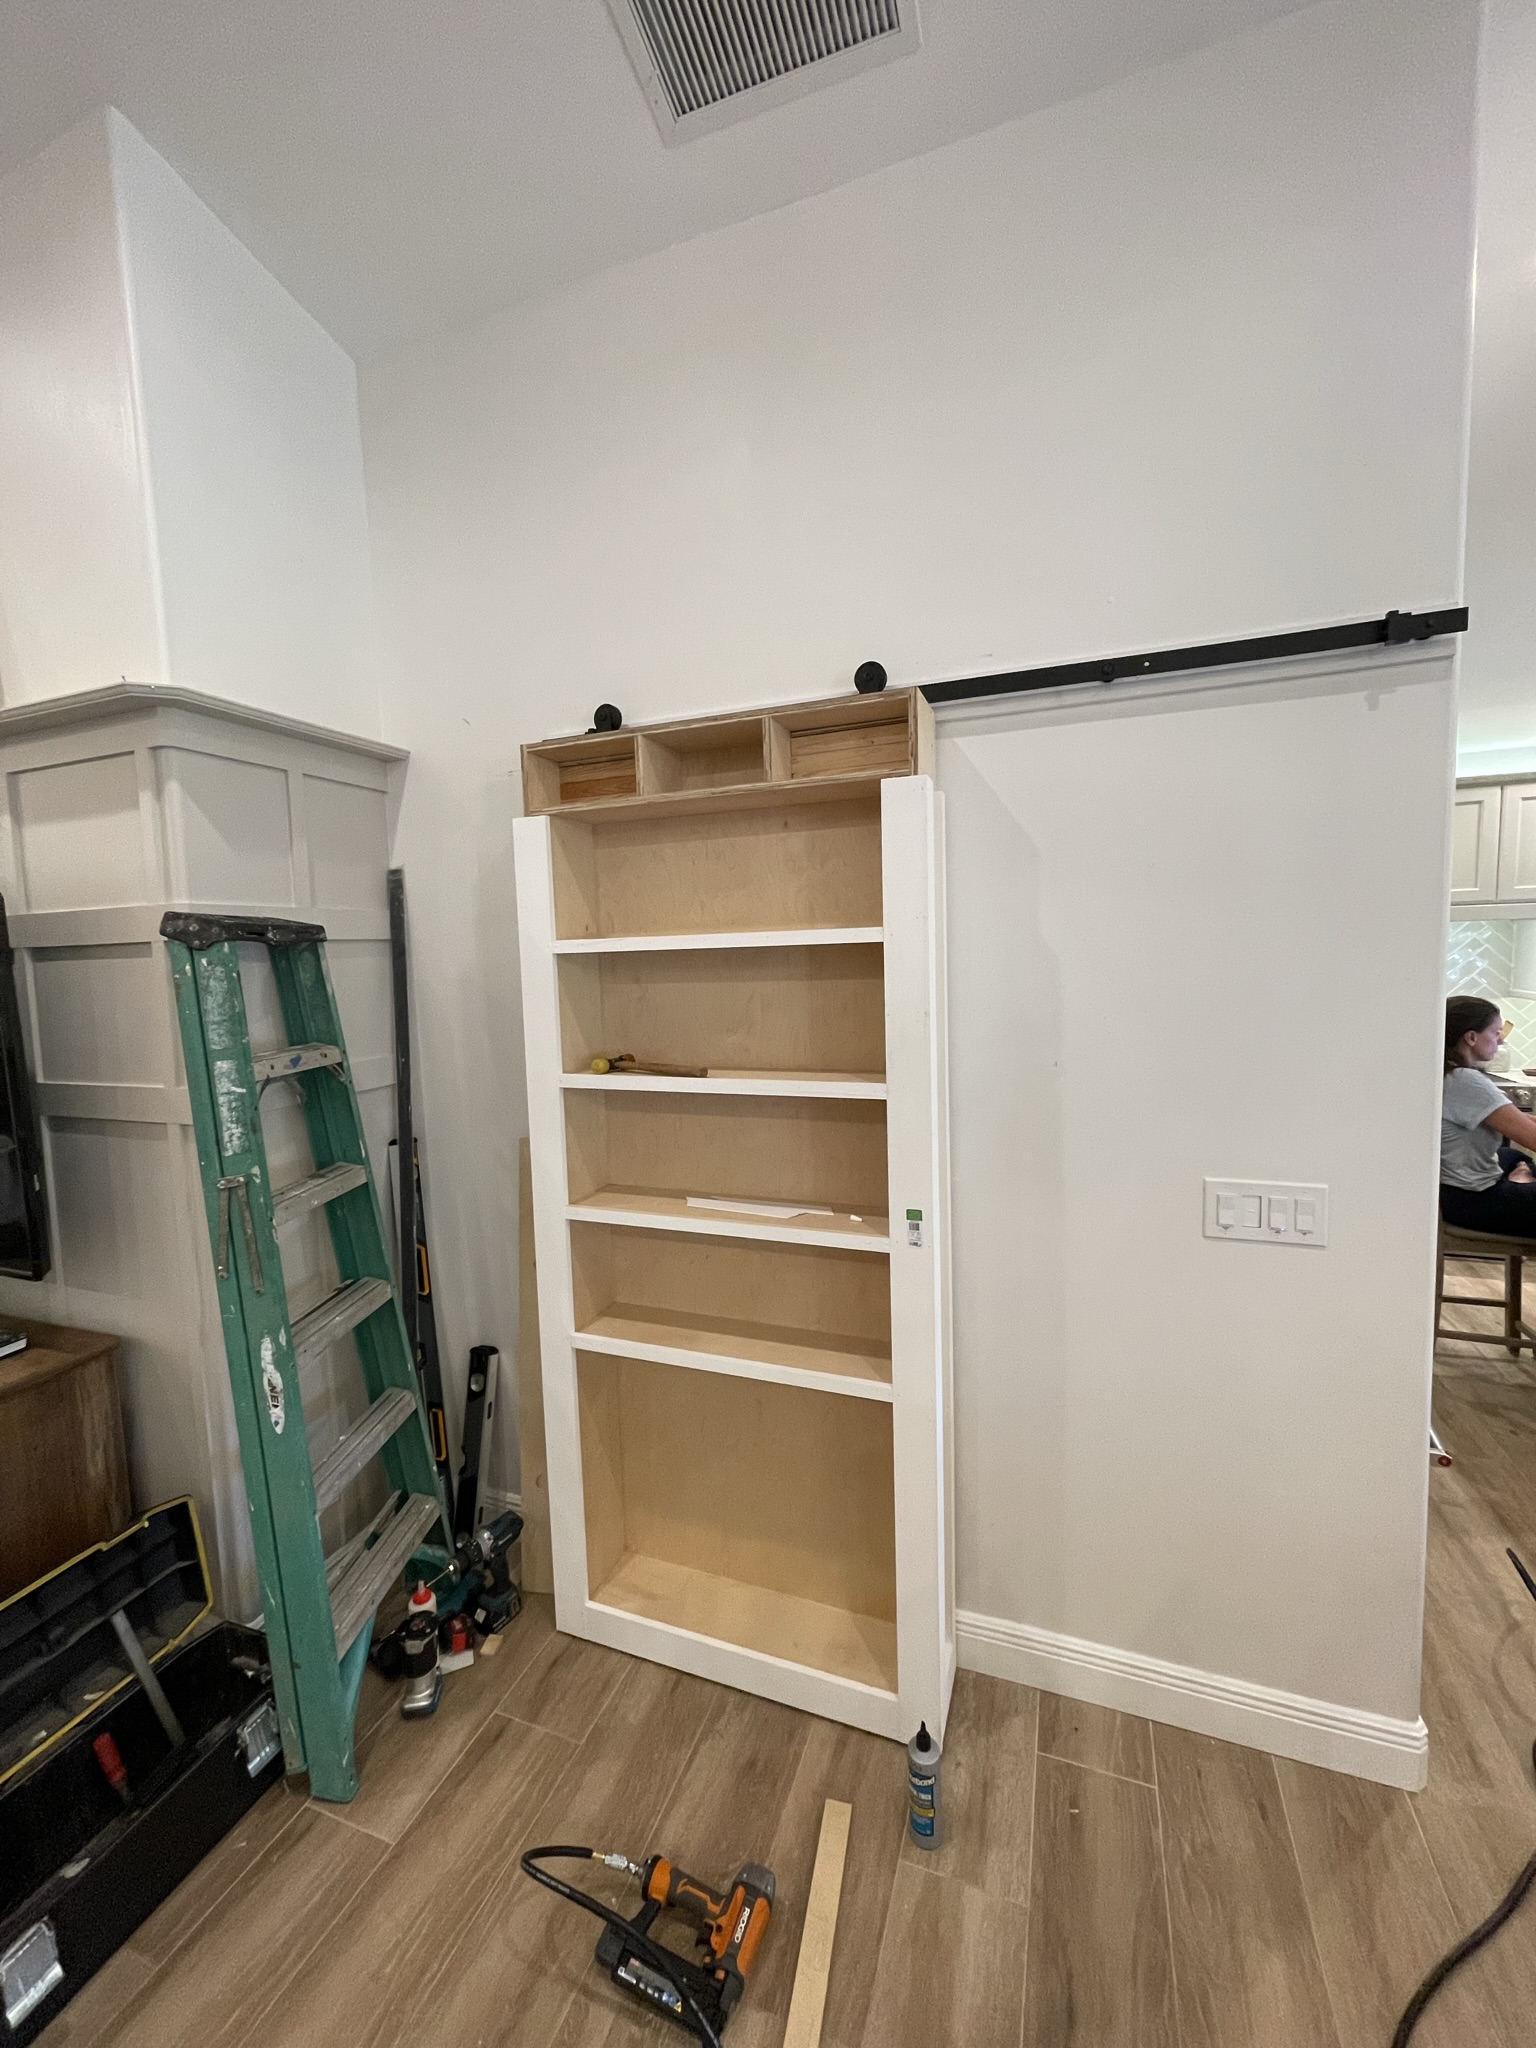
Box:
0, 110, 380, 734
0, 111, 165, 700
367, 0, 1473, 710
361, 0, 1479, 1772
109, 113, 381, 734
1458, 0, 1536, 776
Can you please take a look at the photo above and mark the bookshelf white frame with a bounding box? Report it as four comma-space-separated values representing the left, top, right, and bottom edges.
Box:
515, 773, 953, 1741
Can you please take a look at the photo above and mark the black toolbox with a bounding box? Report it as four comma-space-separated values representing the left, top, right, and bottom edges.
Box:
0, 1499, 282, 2043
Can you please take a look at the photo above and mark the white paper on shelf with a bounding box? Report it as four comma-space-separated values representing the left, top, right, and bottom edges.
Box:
685, 1195, 836, 1220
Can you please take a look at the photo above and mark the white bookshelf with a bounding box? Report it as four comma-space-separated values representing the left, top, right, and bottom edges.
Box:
514, 764, 953, 1741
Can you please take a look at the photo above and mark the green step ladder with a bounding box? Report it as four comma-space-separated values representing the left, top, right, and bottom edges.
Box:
162, 912, 451, 1803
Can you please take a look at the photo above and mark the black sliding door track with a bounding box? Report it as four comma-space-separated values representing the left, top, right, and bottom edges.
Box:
920, 606, 1468, 709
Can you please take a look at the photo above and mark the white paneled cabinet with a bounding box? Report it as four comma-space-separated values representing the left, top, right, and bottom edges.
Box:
1452, 779, 1536, 911
1450, 784, 1502, 904
1494, 782, 1536, 905
0, 685, 405, 1615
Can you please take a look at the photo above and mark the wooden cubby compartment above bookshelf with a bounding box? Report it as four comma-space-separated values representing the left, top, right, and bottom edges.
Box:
640, 719, 766, 796
577, 1348, 899, 1692
569, 1221, 893, 1393
523, 688, 932, 819
523, 733, 638, 810
557, 941, 885, 1089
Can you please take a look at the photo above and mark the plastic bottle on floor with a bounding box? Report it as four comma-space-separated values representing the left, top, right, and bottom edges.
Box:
907, 1721, 941, 1848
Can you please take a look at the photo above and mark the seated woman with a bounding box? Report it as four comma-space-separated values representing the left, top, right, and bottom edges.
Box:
1441, 995, 1536, 1232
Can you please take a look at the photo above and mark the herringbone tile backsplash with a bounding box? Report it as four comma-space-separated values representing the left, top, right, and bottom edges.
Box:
1447, 919, 1536, 1066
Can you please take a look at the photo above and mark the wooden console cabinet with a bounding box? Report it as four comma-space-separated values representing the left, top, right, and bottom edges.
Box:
0, 1318, 130, 1596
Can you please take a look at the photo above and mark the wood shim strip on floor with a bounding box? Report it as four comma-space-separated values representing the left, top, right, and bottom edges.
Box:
782, 1797, 852, 2048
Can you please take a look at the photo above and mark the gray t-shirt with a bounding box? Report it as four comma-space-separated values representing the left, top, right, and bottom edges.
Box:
1441, 1066, 1509, 1190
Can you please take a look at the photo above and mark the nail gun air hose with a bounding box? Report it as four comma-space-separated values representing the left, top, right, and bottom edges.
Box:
1391, 1838, 1536, 2046
520, 1846, 725, 2048
1390, 1547, 1536, 2045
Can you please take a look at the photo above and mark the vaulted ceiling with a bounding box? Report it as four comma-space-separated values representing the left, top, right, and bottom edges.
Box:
1, 0, 1315, 361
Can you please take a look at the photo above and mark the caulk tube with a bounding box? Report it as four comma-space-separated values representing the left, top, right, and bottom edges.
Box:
907, 1721, 941, 1848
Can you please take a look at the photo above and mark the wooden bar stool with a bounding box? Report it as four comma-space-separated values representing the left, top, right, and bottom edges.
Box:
1435, 1221, 1536, 1357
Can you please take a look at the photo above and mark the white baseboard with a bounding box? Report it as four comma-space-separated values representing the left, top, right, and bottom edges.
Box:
956, 1610, 1428, 1790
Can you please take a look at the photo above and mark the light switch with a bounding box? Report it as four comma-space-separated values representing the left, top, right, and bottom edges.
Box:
1204, 1180, 1328, 1247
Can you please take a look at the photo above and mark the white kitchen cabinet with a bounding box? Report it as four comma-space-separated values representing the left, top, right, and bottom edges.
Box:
1496, 782, 1536, 904
1451, 783, 1502, 904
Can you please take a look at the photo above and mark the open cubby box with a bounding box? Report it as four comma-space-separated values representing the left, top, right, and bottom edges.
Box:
524, 691, 932, 818
557, 941, 884, 1085
570, 1219, 891, 1389
577, 1349, 898, 1693
524, 733, 640, 810
550, 790, 882, 939
564, 1090, 888, 1239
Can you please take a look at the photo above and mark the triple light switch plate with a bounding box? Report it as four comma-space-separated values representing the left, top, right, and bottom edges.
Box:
1202, 1179, 1329, 1247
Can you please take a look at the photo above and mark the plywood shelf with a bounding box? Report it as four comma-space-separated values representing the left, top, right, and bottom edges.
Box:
558, 943, 885, 1079
568, 1186, 889, 1250
573, 1309, 893, 1399
563, 1091, 888, 1245
552, 926, 884, 955
573, 1220, 897, 1384
533, 769, 898, 826
561, 1069, 885, 1098
590, 1552, 899, 1695
577, 1350, 898, 1697
550, 790, 883, 939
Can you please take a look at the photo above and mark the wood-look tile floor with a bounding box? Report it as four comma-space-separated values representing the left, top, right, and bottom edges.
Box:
41, 1278, 1536, 2046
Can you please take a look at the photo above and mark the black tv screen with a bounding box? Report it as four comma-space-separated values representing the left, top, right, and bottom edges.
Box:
0, 898, 49, 1281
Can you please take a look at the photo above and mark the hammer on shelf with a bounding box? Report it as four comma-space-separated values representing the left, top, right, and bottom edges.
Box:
590, 1053, 708, 1077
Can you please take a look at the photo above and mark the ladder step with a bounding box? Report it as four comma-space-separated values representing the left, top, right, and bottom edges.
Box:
312, 1389, 421, 1514
253, 1493, 402, 1630
330, 1494, 440, 1657
292, 1276, 394, 1366
253, 1041, 343, 1083
323, 1492, 400, 1598
272, 1160, 368, 1229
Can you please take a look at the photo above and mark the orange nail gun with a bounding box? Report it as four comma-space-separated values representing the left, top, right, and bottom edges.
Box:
520, 1844, 774, 2044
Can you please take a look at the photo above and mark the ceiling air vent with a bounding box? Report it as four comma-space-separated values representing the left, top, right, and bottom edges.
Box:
606, 0, 923, 146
